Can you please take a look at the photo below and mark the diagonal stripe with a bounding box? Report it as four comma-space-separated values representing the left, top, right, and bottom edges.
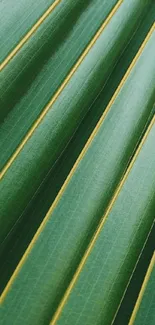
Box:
129, 251, 155, 325
50, 114, 155, 324
0, 0, 123, 178
0, 20, 154, 304
0, 0, 61, 71
111, 220, 155, 324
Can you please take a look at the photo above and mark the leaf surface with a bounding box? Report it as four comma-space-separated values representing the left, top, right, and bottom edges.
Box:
129, 252, 155, 325
0, 0, 154, 293
1, 27, 155, 325
1, 0, 150, 246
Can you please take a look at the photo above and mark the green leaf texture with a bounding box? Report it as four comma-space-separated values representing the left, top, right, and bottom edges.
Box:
129, 252, 155, 325
1, 0, 153, 247
0, 0, 154, 294
0, 0, 155, 324
0, 24, 155, 324
113, 222, 155, 325
0, 0, 58, 63
52, 118, 155, 325
0, 0, 119, 147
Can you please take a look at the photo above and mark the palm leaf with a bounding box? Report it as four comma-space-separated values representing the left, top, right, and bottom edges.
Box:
0, 0, 119, 160
113, 222, 155, 325
1, 24, 155, 323
0, 0, 59, 64
1, 0, 151, 247
50, 117, 155, 325
0, 0, 155, 324
0, 0, 154, 294
129, 252, 155, 325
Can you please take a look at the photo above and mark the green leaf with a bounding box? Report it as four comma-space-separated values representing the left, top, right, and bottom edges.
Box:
0, 0, 154, 293
129, 252, 155, 325
51, 119, 155, 325
0, 0, 58, 63
0, 0, 119, 131
0, 0, 150, 246
113, 222, 155, 325
1, 26, 155, 324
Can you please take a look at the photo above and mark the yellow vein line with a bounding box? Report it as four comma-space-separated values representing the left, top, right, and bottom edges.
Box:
0, 0, 61, 71
129, 251, 155, 325
50, 115, 155, 325
0, 0, 123, 179
111, 219, 155, 325
0, 18, 153, 304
